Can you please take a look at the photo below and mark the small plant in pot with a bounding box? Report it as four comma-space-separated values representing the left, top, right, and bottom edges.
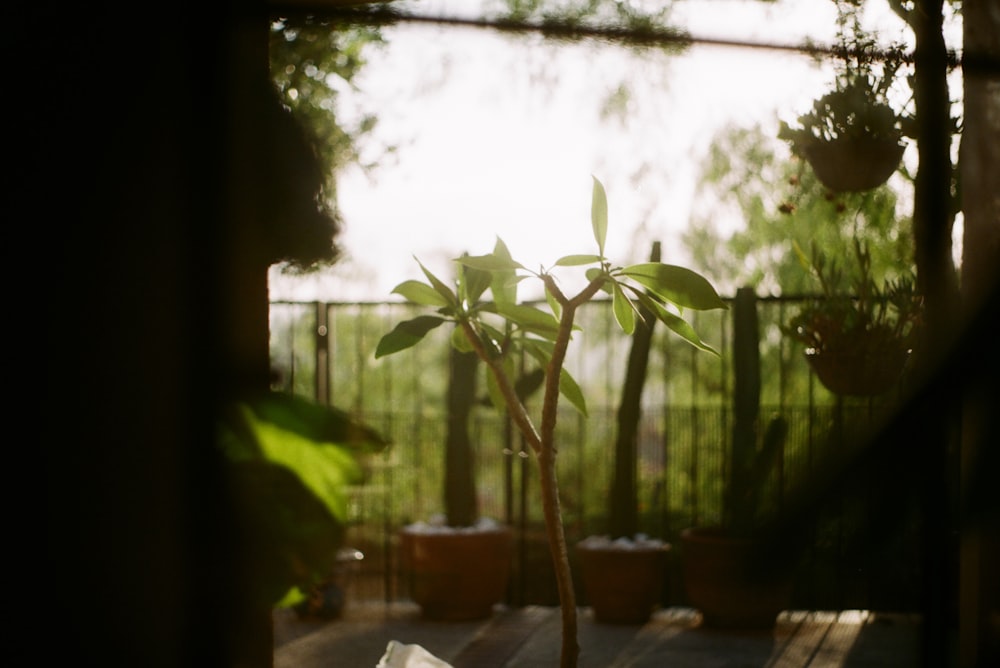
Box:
681, 287, 794, 630
778, 17, 908, 194
576, 241, 702, 625
783, 239, 922, 397
376, 177, 726, 667
397, 329, 542, 621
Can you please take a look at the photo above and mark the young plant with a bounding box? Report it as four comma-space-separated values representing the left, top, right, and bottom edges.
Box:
375, 177, 726, 667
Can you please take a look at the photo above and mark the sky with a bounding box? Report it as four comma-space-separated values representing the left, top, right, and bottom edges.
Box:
268, 0, 941, 303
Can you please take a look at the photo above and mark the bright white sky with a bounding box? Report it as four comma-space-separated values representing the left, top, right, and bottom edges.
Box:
269, 0, 947, 303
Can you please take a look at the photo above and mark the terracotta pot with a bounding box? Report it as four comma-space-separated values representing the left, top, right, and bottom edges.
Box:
806, 346, 909, 397
577, 539, 671, 624
399, 525, 513, 621
803, 137, 905, 193
680, 527, 793, 630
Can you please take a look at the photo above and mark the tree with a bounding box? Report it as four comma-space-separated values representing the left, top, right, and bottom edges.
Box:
684, 122, 915, 296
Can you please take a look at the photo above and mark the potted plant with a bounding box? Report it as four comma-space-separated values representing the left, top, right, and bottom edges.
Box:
681, 287, 794, 629
576, 241, 676, 625
396, 338, 528, 621
783, 239, 922, 397
218, 392, 388, 662
778, 21, 908, 193
376, 177, 726, 667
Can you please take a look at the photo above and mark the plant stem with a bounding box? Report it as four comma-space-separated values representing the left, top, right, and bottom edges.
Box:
463, 275, 605, 668
538, 274, 606, 668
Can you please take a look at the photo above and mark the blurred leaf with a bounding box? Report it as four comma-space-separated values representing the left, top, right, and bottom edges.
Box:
416, 258, 459, 308
375, 315, 447, 358
591, 176, 608, 256
392, 280, 451, 308
555, 254, 602, 267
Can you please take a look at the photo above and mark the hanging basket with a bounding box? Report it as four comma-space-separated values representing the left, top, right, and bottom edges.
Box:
803, 137, 905, 193
805, 345, 910, 397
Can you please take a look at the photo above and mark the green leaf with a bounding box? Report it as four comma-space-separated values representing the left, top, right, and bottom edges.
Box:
391, 280, 452, 308
637, 293, 720, 355
457, 254, 492, 305
374, 315, 446, 358
545, 287, 562, 321
612, 281, 637, 335
496, 303, 561, 339
559, 369, 588, 417
416, 258, 459, 308
554, 254, 602, 267
585, 267, 613, 293
458, 252, 525, 273
621, 263, 727, 311
591, 176, 608, 256
450, 324, 474, 353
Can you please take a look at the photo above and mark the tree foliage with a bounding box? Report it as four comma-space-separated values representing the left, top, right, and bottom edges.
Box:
269, 16, 387, 270
684, 123, 916, 297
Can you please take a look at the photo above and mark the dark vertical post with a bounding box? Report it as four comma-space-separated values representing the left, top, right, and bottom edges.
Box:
610, 241, 661, 539
729, 287, 761, 533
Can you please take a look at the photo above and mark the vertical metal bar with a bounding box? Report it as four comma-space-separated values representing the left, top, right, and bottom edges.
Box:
315, 301, 329, 404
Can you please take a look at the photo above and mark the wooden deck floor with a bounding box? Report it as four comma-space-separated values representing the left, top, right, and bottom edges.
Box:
274, 602, 921, 667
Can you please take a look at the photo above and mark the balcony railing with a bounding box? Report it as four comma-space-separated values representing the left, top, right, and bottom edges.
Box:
269, 295, 920, 612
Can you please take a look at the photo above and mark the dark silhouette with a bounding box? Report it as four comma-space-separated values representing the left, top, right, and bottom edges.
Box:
49, 4, 340, 666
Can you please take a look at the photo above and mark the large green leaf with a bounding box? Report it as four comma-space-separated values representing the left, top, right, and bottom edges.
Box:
496, 303, 561, 339
611, 281, 637, 335
591, 176, 608, 256
635, 292, 721, 355
374, 315, 447, 358
247, 393, 389, 452
621, 263, 727, 311
391, 280, 452, 308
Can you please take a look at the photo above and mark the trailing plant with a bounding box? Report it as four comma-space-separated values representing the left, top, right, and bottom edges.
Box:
784, 238, 922, 359
778, 2, 909, 152
375, 177, 726, 667
783, 238, 922, 396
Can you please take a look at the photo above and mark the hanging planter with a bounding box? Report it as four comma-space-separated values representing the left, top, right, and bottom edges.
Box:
779, 20, 909, 193
802, 136, 905, 193
805, 344, 910, 397
784, 240, 922, 397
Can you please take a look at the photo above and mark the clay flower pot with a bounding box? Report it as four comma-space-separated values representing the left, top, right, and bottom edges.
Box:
680, 527, 794, 630
399, 522, 513, 621
577, 536, 671, 624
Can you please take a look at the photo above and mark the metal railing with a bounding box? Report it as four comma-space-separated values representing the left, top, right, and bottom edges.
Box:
269, 295, 920, 612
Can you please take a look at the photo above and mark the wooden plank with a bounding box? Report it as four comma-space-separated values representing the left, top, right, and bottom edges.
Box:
451, 606, 555, 668
767, 611, 837, 668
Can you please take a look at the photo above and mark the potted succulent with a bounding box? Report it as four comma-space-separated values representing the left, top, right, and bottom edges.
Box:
576, 241, 676, 625
680, 287, 794, 629
376, 177, 726, 667
778, 31, 908, 193
783, 239, 922, 397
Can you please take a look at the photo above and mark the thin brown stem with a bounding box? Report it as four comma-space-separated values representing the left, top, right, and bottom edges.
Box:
459, 320, 542, 453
